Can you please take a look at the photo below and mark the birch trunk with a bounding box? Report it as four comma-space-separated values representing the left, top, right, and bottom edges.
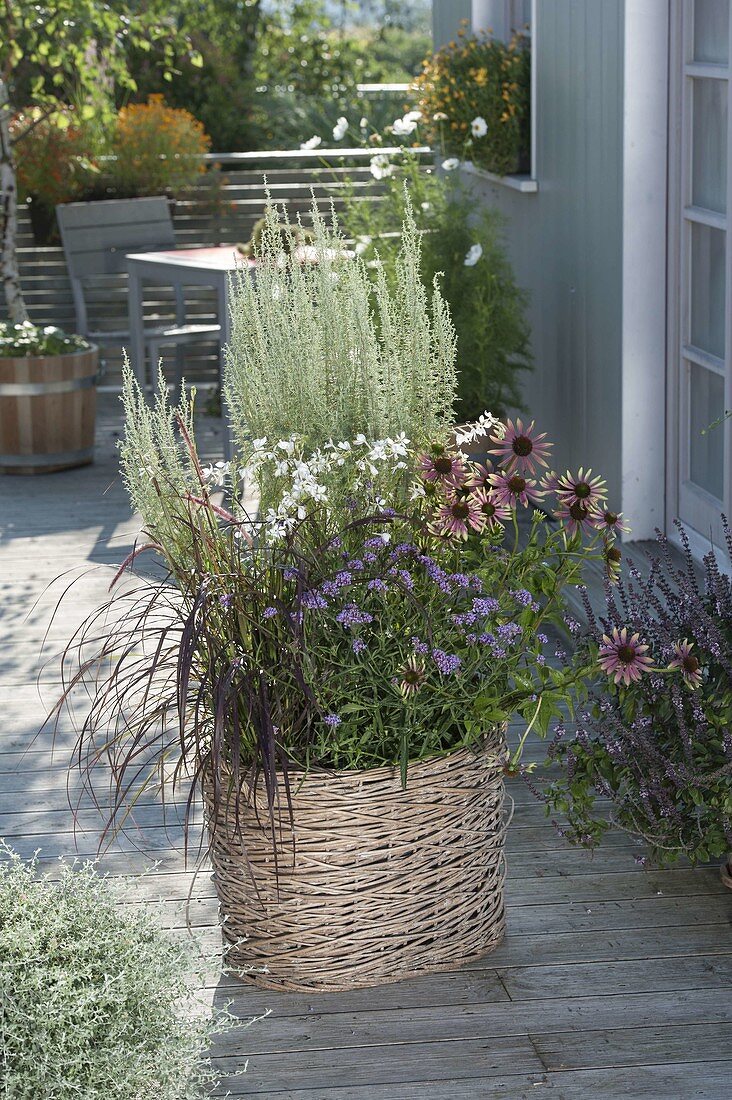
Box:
0, 76, 28, 323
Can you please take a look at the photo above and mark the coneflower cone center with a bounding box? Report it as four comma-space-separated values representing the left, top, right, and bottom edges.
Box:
434, 456, 454, 475
512, 435, 533, 457
403, 669, 422, 685
482, 502, 496, 517
683, 654, 700, 674
508, 475, 526, 493
575, 482, 591, 499
452, 502, 470, 520
607, 546, 622, 563
617, 644, 636, 664
570, 502, 588, 521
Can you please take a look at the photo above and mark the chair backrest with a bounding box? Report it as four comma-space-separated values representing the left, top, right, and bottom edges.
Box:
56, 197, 177, 336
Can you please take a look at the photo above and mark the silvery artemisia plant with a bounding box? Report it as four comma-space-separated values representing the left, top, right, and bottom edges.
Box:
535, 521, 732, 867
224, 193, 457, 453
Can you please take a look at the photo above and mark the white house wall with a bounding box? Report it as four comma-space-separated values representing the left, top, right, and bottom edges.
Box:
436, 0, 627, 518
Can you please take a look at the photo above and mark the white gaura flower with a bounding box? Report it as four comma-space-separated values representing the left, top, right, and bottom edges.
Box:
360, 116, 368, 129
471, 116, 488, 138
454, 411, 504, 446
333, 116, 348, 141
433, 111, 448, 122
370, 153, 393, 180
441, 157, 459, 171
421, 201, 431, 211
300, 135, 322, 150
464, 243, 483, 267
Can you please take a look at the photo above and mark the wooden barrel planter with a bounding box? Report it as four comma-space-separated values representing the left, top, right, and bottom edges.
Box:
0, 346, 98, 475
204, 730, 508, 992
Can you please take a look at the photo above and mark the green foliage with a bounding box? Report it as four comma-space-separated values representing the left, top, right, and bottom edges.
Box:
0, 845, 243, 1098
0, 321, 91, 357
224, 198, 457, 450
1, 1, 198, 118
343, 151, 532, 420
415, 29, 530, 176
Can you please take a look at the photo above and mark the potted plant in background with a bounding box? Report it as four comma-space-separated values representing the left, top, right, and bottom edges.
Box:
56, 202, 618, 992
535, 520, 732, 884
0, 321, 98, 474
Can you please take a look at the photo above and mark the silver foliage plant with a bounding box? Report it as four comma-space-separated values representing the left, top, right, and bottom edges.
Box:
223, 192, 458, 453
0, 845, 251, 1098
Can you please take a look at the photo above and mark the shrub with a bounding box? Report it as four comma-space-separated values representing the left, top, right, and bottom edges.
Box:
224, 199, 457, 449
0, 845, 243, 1098
342, 153, 532, 421
414, 29, 530, 175
110, 95, 210, 197
538, 521, 732, 867
12, 107, 100, 210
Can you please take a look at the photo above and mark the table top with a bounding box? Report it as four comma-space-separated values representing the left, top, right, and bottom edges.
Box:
126, 245, 254, 272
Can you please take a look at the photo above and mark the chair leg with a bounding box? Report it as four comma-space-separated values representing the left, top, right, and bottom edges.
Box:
147, 341, 162, 398
174, 343, 185, 403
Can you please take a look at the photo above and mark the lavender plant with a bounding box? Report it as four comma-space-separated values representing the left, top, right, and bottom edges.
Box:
0, 844, 247, 1098
539, 521, 732, 867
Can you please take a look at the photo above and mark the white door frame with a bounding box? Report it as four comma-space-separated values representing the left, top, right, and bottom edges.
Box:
666, 0, 732, 562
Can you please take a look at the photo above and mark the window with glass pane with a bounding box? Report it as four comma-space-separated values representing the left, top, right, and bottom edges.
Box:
690, 223, 726, 359
694, 0, 729, 64
692, 78, 727, 213
689, 362, 725, 499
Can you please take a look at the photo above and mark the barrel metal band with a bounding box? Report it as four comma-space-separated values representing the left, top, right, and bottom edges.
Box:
0, 446, 94, 468
0, 375, 97, 397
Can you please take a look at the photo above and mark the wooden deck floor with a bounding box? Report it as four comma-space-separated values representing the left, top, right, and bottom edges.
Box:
1, 396, 731, 1099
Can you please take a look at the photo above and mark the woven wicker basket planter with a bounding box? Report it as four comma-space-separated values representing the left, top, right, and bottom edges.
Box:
204, 730, 507, 992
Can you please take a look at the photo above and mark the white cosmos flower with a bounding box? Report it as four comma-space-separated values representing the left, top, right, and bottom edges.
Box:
300, 135, 322, 150
464, 243, 483, 267
404, 109, 422, 123
370, 153, 393, 180
441, 157, 459, 171
471, 116, 488, 138
333, 116, 348, 141
391, 115, 418, 136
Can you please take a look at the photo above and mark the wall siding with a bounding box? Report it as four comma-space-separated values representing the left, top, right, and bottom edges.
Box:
443, 0, 626, 507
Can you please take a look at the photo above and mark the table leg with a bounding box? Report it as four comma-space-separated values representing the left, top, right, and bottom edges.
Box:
217, 274, 232, 460
127, 265, 146, 388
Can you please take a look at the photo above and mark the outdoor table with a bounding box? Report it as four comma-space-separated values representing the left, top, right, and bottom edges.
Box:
125, 244, 254, 393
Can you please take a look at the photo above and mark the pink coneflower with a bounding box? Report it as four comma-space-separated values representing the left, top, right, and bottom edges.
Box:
466, 460, 494, 491
489, 418, 552, 474
668, 639, 702, 689
598, 627, 654, 686
593, 509, 630, 535
471, 487, 512, 530
399, 655, 426, 697
555, 500, 596, 536
488, 470, 543, 508
434, 495, 487, 539
417, 450, 469, 489
555, 468, 607, 511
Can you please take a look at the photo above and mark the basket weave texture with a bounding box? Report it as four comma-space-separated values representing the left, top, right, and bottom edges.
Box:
204, 730, 507, 992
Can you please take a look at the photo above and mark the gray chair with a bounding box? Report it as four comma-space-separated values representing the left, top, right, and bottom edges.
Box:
56, 197, 221, 393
